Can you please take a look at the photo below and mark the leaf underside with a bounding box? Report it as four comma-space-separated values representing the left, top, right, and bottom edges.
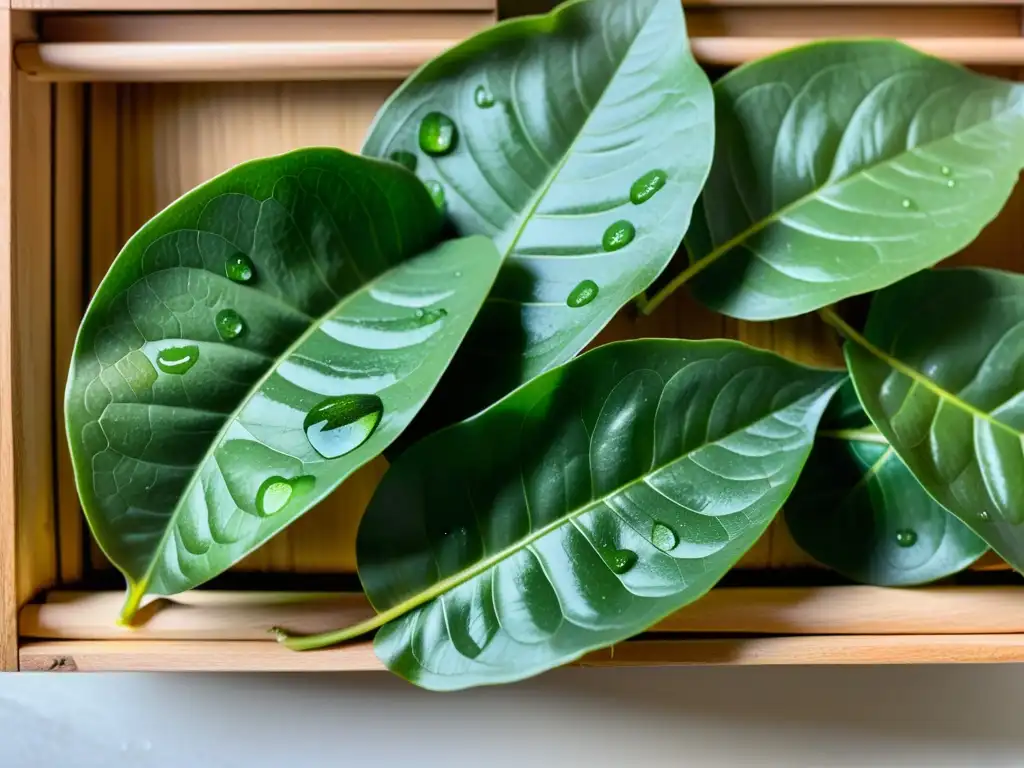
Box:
357, 340, 843, 690
65, 148, 501, 611
785, 382, 986, 586
846, 268, 1024, 571
686, 40, 1024, 321
363, 0, 714, 425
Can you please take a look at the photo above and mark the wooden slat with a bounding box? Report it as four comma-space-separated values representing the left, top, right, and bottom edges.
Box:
13, 49, 57, 612
18, 12, 497, 82
15, 0, 494, 8
21, 586, 1024, 641
21, 36, 1024, 82
53, 83, 86, 584
22, 633, 1024, 672
0, 8, 18, 673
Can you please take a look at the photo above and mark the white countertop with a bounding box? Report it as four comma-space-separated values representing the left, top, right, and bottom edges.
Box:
1, 665, 1019, 766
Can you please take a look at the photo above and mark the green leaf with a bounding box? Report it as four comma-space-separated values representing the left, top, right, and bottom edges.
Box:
363, 0, 714, 421
838, 268, 1024, 571
284, 341, 841, 689
785, 381, 986, 586
651, 40, 1024, 320
64, 148, 502, 619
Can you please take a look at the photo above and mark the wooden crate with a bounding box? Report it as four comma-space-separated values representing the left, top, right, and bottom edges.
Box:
3, 0, 1023, 673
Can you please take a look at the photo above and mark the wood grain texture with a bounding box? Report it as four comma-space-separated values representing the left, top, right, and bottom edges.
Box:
22, 634, 1024, 672
53, 83, 85, 584
15, 0, 494, 8
12, 68, 57, 610
21, 586, 1024, 641
0, 9, 17, 672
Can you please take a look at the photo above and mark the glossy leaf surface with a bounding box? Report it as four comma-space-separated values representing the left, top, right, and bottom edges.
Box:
357, 340, 843, 689
680, 41, 1024, 320
843, 268, 1024, 571
65, 148, 502, 616
785, 382, 986, 586
364, 0, 714, 420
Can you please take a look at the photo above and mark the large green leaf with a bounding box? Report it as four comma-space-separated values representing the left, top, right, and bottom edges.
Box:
838, 268, 1024, 571
785, 382, 986, 586
363, 0, 714, 422
280, 340, 842, 689
65, 148, 502, 620
645, 40, 1024, 320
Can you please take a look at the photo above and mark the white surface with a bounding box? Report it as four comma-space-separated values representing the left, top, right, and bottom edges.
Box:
0, 666, 1019, 766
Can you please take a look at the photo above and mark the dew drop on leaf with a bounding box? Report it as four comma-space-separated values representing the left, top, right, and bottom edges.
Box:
389, 150, 418, 172
215, 309, 246, 341
630, 170, 668, 205
156, 345, 199, 375
567, 279, 599, 308
603, 220, 636, 252
474, 85, 495, 109
225, 254, 255, 284
607, 548, 638, 574
303, 394, 384, 459
895, 529, 918, 548
651, 521, 678, 552
423, 180, 446, 213
979, 510, 991, 522
941, 165, 952, 177
419, 112, 458, 156
901, 198, 914, 210
947, 179, 956, 188
255, 475, 314, 517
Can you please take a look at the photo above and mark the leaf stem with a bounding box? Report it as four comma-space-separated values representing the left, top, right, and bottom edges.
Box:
273, 610, 394, 652
638, 254, 714, 315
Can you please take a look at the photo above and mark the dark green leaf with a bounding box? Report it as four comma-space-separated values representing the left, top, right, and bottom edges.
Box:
353, 340, 843, 689
65, 148, 502, 619
841, 268, 1024, 571
660, 41, 1024, 320
363, 0, 714, 420
785, 382, 986, 586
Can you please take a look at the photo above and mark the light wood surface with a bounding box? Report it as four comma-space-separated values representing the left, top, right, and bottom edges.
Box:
0, 9, 17, 673
14, 0, 494, 8
16, 5, 1023, 81
12, 57, 57, 612
53, 83, 86, 585
19, 586, 1024, 641
22, 633, 1024, 672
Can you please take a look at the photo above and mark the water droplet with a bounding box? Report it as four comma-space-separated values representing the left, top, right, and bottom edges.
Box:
602, 220, 636, 252
215, 309, 245, 341
454, 271, 463, 278
941, 165, 952, 176
303, 394, 384, 459
474, 85, 495, 109
255, 475, 314, 517
567, 279, 599, 308
947, 179, 956, 188
607, 548, 638, 575
389, 150, 418, 173
630, 169, 668, 205
901, 198, 914, 210
419, 112, 457, 157
414, 308, 425, 318
423, 180, 446, 212
225, 254, 255, 284
979, 510, 991, 522
651, 522, 678, 552
156, 345, 199, 375
895, 529, 918, 548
